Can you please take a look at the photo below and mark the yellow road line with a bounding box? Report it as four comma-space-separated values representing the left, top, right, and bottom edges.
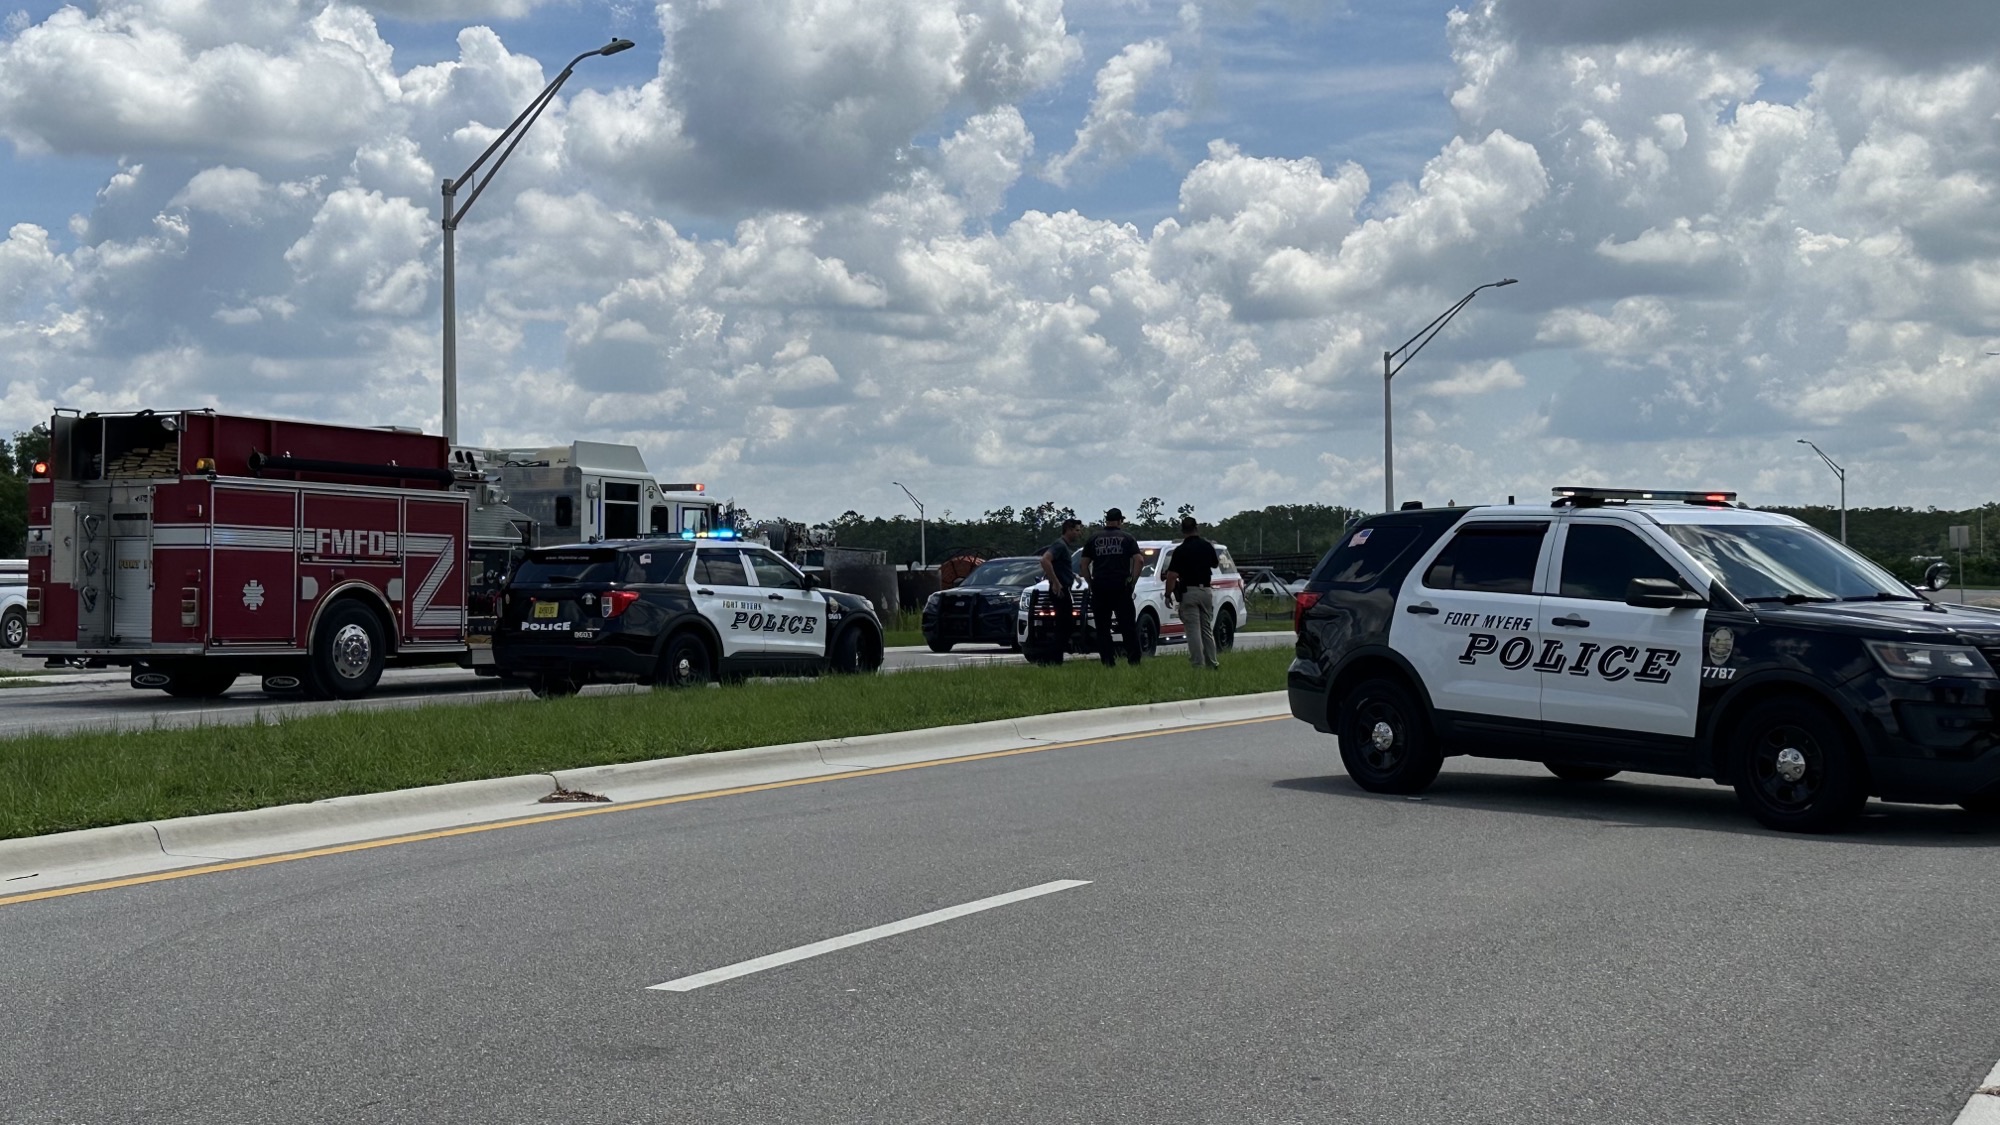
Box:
0, 714, 1285, 909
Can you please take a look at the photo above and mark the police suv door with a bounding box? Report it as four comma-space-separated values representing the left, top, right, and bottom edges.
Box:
688, 546, 766, 664
1390, 519, 1553, 731
1537, 516, 1704, 751
743, 548, 829, 662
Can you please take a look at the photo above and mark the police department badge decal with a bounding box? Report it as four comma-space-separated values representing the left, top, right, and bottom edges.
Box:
1706, 627, 1735, 665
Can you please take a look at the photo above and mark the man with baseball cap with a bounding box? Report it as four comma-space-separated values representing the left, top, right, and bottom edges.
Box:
1079, 507, 1144, 666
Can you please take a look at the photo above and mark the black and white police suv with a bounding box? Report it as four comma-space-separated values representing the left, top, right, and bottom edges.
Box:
494, 533, 884, 697
1288, 487, 2000, 832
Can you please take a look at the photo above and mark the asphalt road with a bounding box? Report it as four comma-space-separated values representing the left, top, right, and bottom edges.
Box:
3, 717, 1996, 1124
0, 631, 1297, 739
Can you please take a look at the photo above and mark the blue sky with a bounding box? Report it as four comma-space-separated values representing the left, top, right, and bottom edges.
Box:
1, 0, 1997, 524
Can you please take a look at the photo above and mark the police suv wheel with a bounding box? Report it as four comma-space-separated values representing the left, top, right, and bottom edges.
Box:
1214, 607, 1236, 652
831, 627, 879, 675
657, 633, 715, 688
305, 601, 385, 701
1, 607, 24, 649
1545, 764, 1620, 782
1139, 612, 1159, 657
1336, 677, 1444, 795
927, 639, 954, 654
1731, 699, 1869, 833
530, 675, 580, 699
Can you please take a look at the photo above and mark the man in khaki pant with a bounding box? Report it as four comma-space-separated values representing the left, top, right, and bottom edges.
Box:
1161, 515, 1221, 669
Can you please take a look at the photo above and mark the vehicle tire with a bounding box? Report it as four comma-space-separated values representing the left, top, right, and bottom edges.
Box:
1138, 611, 1159, 657
1, 607, 24, 649
530, 675, 580, 699
1336, 676, 1443, 795
1730, 698, 1869, 832
303, 600, 385, 701
1545, 763, 1620, 782
1214, 606, 1237, 652
655, 632, 716, 688
831, 626, 882, 674
927, 639, 954, 654
161, 665, 239, 699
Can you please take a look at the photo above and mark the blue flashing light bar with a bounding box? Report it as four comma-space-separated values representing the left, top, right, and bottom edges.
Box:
682, 528, 739, 540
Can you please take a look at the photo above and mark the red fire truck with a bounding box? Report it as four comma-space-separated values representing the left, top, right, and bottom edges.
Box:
24, 408, 473, 699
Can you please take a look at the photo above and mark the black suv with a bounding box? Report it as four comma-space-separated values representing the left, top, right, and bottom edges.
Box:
921, 556, 1045, 652
494, 537, 884, 696
1288, 488, 2000, 832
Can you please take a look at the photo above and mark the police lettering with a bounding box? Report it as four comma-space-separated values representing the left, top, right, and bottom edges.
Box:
727, 611, 818, 635
1458, 631, 1680, 684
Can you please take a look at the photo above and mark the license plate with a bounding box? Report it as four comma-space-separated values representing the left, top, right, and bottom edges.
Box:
533, 602, 558, 619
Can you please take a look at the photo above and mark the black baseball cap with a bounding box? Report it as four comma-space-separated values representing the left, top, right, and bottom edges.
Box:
1104, 507, 1124, 522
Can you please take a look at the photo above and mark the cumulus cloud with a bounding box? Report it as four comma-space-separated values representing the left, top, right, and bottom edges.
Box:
1043, 39, 1185, 187
0, 2, 397, 161
566, 0, 1079, 213
1, 0, 1998, 521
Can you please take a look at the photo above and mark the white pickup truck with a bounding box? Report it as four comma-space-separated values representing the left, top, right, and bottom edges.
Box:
1, 557, 26, 649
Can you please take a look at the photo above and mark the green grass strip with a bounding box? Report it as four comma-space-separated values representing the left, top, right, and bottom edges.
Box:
0, 646, 1293, 840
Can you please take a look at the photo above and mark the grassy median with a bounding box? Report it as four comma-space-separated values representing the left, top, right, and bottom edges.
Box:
0, 646, 1291, 840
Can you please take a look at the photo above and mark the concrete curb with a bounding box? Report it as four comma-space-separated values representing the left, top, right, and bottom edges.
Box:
0, 691, 1290, 892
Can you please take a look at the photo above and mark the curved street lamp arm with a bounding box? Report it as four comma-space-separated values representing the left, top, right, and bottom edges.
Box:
1385, 279, 1517, 381
444, 40, 632, 227
1796, 438, 1844, 477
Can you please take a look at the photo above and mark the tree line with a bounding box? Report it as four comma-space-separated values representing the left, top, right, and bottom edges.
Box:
784, 498, 2000, 585
0, 427, 50, 557
793, 499, 1371, 572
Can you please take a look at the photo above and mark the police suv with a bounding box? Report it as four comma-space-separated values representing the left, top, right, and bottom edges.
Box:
494, 533, 884, 696
1288, 487, 2000, 832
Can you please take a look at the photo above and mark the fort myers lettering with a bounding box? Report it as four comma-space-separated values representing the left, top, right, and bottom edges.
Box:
1457, 632, 1680, 683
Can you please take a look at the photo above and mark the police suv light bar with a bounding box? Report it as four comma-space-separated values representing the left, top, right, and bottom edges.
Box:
1552, 486, 1737, 506
681, 528, 738, 540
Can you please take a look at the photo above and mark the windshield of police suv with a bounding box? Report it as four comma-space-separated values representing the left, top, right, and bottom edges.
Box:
962, 558, 1045, 587
1662, 523, 1917, 604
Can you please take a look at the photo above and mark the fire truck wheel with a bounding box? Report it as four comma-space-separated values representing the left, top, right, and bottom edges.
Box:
1, 607, 24, 649
656, 632, 716, 688
161, 666, 239, 699
306, 600, 386, 700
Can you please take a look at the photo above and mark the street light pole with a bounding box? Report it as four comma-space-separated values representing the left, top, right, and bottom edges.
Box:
439, 36, 634, 445
1797, 439, 1847, 543
893, 481, 926, 569
1383, 278, 1518, 512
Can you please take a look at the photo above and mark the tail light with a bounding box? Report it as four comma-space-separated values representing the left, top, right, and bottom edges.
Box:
181, 586, 200, 628
24, 587, 41, 626
604, 590, 641, 618
1293, 591, 1321, 633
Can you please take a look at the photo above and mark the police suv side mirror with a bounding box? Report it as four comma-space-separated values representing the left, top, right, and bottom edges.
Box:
1626, 577, 1706, 609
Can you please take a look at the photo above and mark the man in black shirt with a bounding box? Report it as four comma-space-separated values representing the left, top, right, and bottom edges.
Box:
1080, 507, 1144, 666
1161, 515, 1221, 669
1033, 518, 1085, 662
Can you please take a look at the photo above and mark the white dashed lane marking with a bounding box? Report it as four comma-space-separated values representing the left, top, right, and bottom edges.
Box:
649, 879, 1092, 993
